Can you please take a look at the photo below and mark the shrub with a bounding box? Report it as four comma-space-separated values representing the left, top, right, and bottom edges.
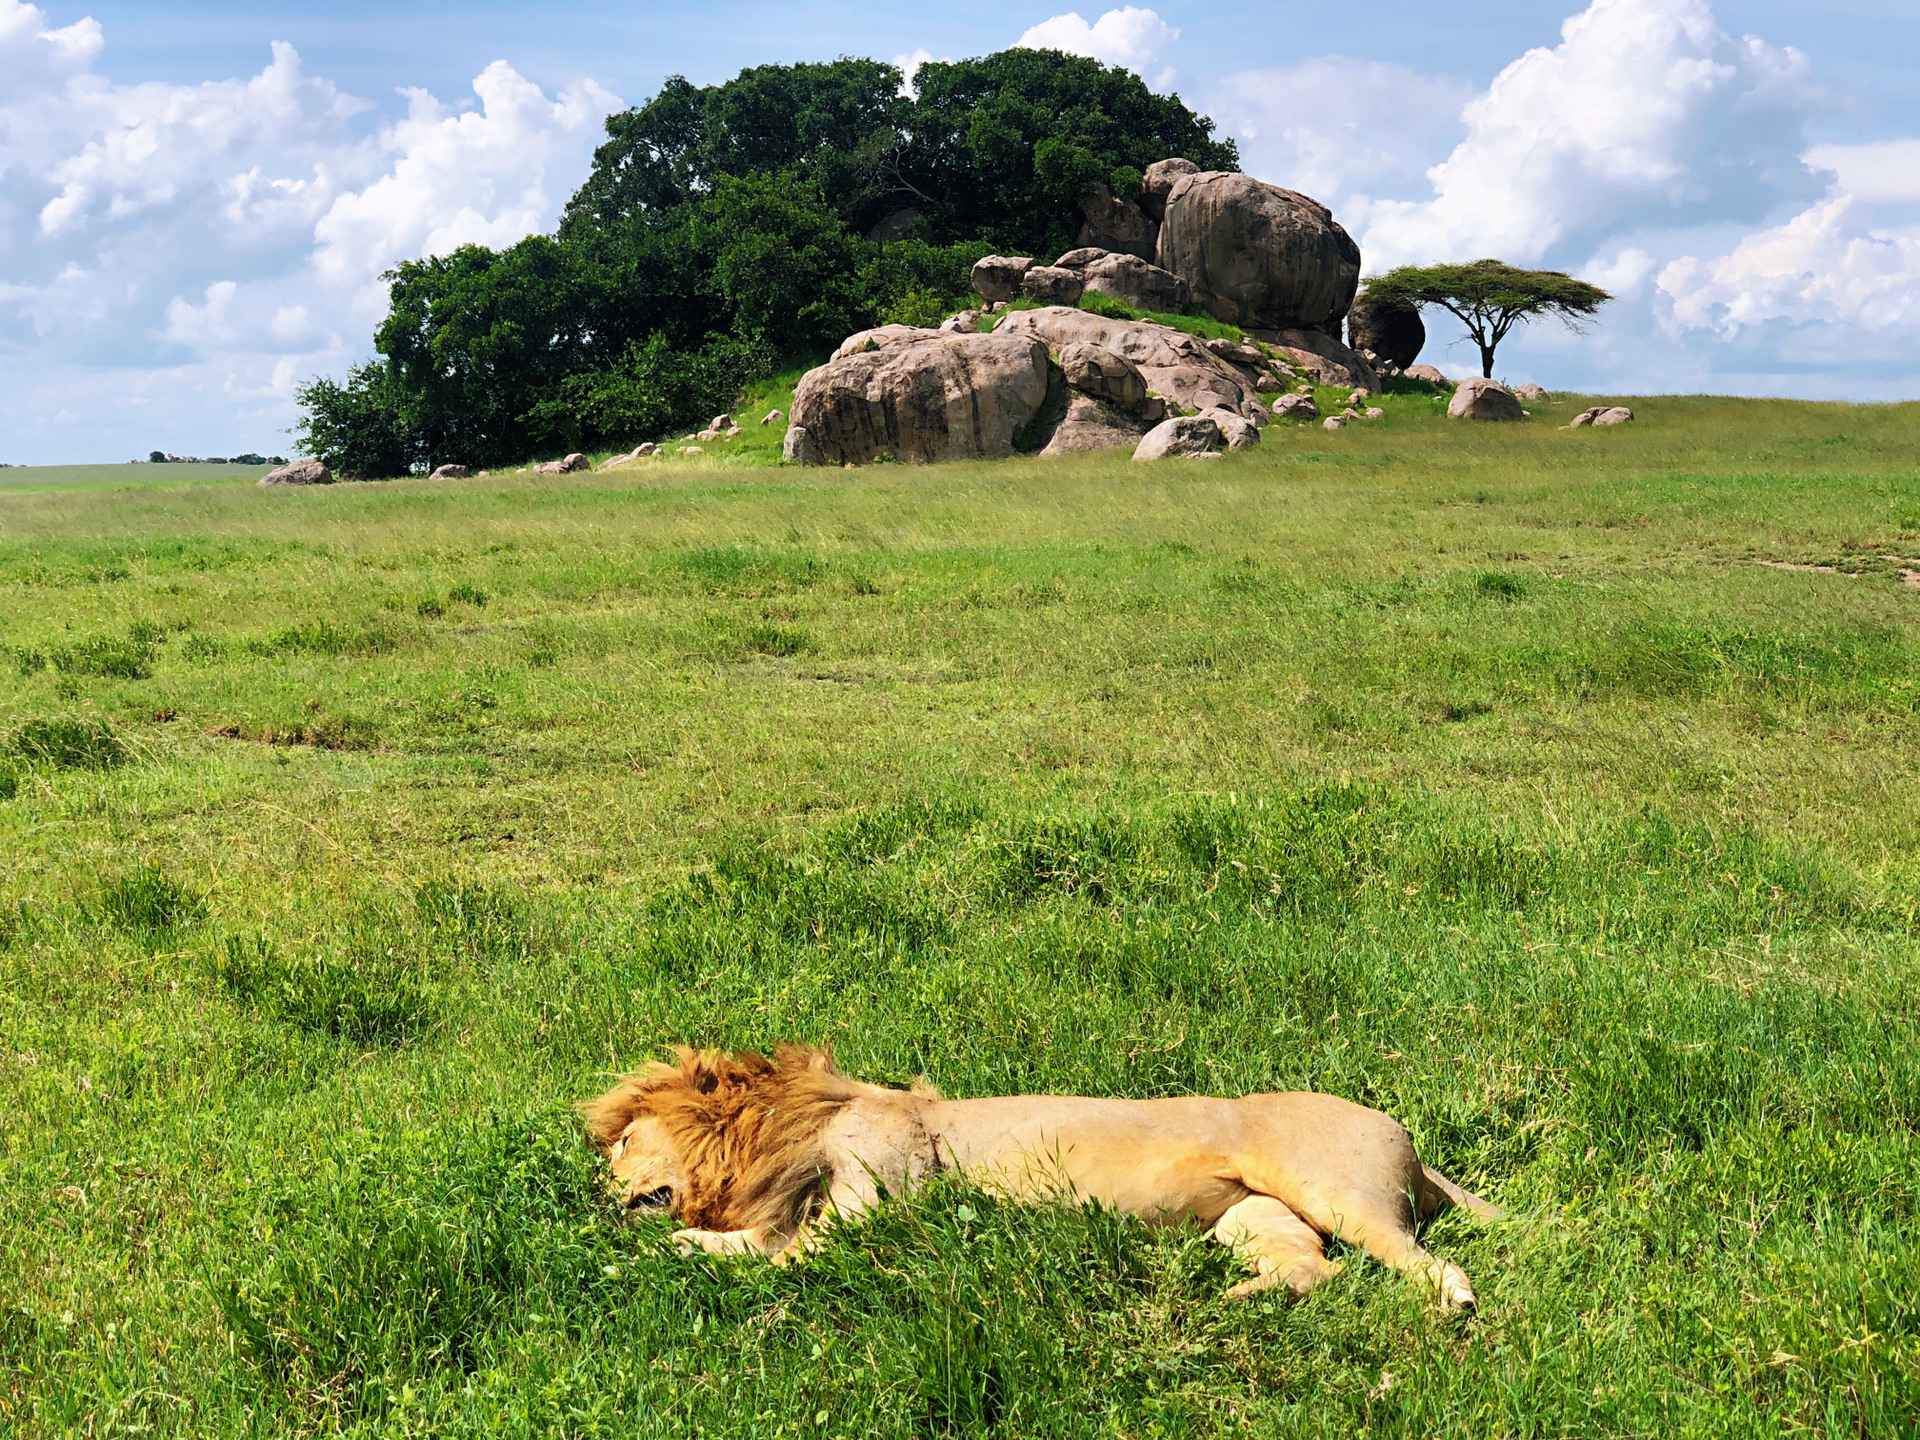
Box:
95, 863, 207, 939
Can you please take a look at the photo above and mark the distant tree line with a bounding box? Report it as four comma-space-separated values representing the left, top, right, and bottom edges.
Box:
295, 50, 1239, 475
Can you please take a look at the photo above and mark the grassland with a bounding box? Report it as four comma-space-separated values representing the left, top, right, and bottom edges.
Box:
2, 391, 1917, 1438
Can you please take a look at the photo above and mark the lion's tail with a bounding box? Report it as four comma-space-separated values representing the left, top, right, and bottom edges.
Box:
1418, 1164, 1505, 1223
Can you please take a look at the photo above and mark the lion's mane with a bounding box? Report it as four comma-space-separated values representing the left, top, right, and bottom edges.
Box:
582, 1044, 859, 1233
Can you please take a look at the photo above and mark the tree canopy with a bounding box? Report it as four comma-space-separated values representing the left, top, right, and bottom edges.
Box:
1363, 260, 1612, 378
296, 50, 1239, 473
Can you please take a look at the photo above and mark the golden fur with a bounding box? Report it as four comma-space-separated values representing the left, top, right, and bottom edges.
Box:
583, 1044, 1501, 1309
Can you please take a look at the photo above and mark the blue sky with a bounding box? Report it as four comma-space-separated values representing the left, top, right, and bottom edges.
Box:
3, 0, 1918, 462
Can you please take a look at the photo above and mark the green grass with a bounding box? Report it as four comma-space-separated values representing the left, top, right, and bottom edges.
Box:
2, 394, 1918, 1437
0, 462, 274, 491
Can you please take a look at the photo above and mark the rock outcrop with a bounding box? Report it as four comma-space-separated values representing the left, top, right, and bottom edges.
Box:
1156, 171, 1361, 333
1405, 364, 1452, 387
971, 255, 1035, 304
787, 330, 1051, 465
258, 458, 332, 486
1446, 379, 1525, 422
534, 452, 591, 474
993, 307, 1270, 424
428, 463, 470, 480
1247, 327, 1379, 391
1040, 341, 1166, 455
1347, 292, 1425, 370
1076, 182, 1158, 261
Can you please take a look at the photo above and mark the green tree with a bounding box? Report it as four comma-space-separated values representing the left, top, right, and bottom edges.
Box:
1363, 260, 1612, 378
293, 361, 419, 477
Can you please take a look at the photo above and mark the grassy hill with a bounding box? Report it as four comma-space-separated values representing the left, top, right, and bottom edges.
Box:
2, 396, 1917, 1437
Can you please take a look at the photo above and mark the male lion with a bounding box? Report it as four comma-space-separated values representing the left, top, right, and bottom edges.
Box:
582, 1044, 1500, 1308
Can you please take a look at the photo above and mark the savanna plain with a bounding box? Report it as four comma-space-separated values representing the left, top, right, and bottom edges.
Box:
2, 389, 1917, 1438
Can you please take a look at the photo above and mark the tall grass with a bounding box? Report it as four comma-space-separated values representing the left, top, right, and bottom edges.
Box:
1, 394, 1917, 1436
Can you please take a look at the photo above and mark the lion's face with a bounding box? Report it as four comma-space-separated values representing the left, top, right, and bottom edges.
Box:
606, 1115, 685, 1215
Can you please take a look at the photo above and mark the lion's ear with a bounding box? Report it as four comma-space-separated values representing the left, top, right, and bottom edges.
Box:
775, 1043, 837, 1075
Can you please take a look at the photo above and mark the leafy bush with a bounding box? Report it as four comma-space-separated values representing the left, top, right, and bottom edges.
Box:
293, 360, 420, 478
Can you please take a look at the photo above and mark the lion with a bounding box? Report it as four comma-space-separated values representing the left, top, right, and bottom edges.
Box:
581, 1044, 1501, 1308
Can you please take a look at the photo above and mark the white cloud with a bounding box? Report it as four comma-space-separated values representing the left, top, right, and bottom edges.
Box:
0, 0, 619, 461
1361, 0, 1824, 270
892, 48, 937, 97
1803, 139, 1920, 206
1016, 7, 1178, 78
1208, 59, 1470, 214
1658, 197, 1920, 334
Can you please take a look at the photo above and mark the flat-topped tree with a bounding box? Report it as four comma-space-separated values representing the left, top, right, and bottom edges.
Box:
1364, 260, 1611, 378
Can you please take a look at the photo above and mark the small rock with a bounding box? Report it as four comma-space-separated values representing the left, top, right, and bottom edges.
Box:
696, 429, 722, 442
939, 310, 984, 334
1565, 405, 1634, 429
1271, 392, 1319, 419
1133, 415, 1225, 461
1515, 383, 1549, 400
1364, 407, 1384, 420
1349, 388, 1372, 406
783, 425, 817, 464
428, 463, 470, 480
1406, 364, 1452, 386
724, 426, 741, 438
708, 413, 733, 432
760, 409, 787, 425
258, 458, 332, 486
1323, 416, 1347, 430
678, 445, 704, 456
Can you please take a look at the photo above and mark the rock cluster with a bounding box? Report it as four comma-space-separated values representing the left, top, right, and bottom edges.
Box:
1567, 405, 1634, 427
534, 452, 591, 474
784, 306, 1278, 466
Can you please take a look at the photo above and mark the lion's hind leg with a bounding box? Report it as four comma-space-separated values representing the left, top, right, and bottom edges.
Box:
1212, 1195, 1344, 1300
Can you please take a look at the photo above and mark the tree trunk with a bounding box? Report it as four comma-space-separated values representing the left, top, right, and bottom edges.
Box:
1479, 343, 1496, 378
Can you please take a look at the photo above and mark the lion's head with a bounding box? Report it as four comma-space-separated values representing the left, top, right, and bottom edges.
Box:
580, 1044, 857, 1233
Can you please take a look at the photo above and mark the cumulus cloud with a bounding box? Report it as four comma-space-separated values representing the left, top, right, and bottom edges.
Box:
1659, 198, 1920, 334
1208, 59, 1471, 215
1361, 0, 1824, 270
0, 0, 618, 461
1016, 7, 1178, 79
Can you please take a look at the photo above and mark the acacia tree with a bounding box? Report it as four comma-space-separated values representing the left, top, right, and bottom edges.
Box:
1363, 260, 1611, 378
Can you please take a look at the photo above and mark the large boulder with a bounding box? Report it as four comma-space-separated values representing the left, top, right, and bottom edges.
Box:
1058, 341, 1151, 410
1133, 415, 1225, 461
971, 255, 1035, 304
993, 307, 1269, 423
1447, 379, 1525, 422
1156, 171, 1361, 333
1040, 394, 1156, 455
1139, 158, 1199, 222
1077, 183, 1158, 261
259, 458, 332, 486
1076, 252, 1192, 313
833, 324, 943, 360
787, 331, 1051, 465
1021, 265, 1085, 306
1246, 327, 1379, 391
1346, 292, 1426, 369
